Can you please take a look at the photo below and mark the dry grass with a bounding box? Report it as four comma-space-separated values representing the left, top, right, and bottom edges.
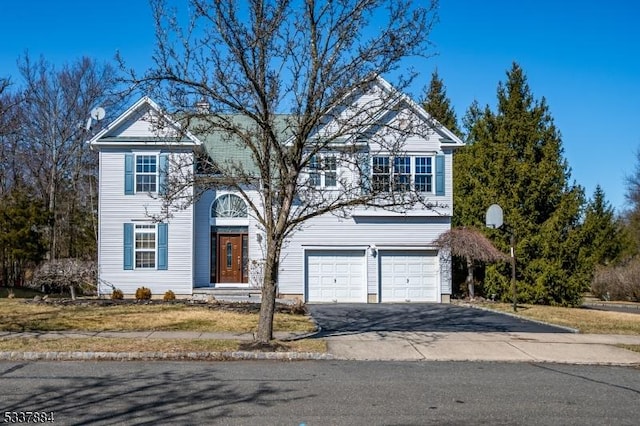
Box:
0, 337, 326, 353
480, 302, 640, 335
617, 344, 640, 353
0, 300, 315, 333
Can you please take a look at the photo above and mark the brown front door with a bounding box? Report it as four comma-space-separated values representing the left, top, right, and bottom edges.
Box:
218, 234, 245, 283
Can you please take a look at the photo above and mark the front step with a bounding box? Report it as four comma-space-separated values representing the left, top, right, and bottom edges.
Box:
192, 287, 262, 301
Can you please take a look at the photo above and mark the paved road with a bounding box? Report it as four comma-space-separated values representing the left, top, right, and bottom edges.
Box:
307, 303, 572, 336
1, 361, 638, 425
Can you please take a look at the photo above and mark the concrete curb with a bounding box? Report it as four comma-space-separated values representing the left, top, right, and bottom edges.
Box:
0, 351, 336, 361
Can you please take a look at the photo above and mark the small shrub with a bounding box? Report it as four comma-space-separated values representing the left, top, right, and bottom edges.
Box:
30, 259, 97, 296
135, 286, 152, 300
290, 298, 307, 315
111, 288, 124, 300
163, 290, 176, 301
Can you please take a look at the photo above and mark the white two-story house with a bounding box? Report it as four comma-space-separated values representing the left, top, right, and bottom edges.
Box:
88, 78, 464, 303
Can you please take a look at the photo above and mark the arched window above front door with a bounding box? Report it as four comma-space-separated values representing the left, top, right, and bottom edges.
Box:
212, 194, 248, 218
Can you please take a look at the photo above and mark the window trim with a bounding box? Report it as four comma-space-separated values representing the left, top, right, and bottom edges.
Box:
371, 155, 436, 194
135, 155, 158, 193
134, 224, 157, 269
124, 222, 168, 270
308, 154, 338, 189
125, 152, 165, 195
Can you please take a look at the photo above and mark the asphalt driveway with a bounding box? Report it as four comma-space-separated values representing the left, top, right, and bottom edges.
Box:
307, 303, 572, 336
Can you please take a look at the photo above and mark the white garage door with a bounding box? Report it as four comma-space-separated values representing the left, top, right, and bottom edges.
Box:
380, 250, 438, 302
306, 250, 366, 303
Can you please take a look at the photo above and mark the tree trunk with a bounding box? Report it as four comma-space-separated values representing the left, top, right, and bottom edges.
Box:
256, 243, 280, 343
48, 164, 57, 261
466, 257, 475, 299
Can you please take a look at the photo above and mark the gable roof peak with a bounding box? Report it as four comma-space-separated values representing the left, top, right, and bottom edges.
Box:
87, 96, 202, 147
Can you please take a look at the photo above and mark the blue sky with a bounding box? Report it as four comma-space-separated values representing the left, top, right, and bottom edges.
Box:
1, 0, 638, 213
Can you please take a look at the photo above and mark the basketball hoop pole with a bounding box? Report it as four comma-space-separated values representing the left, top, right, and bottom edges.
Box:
486, 203, 517, 312
510, 232, 516, 312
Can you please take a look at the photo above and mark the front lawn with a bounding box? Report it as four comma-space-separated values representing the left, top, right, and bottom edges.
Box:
476, 302, 640, 335
0, 299, 315, 334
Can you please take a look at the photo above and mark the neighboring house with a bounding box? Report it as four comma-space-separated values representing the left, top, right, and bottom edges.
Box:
88, 79, 464, 303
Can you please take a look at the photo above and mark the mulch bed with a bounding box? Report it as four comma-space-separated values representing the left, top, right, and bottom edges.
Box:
24, 295, 308, 315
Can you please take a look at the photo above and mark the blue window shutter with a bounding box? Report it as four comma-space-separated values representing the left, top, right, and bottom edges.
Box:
158, 153, 169, 195
124, 154, 134, 195
361, 153, 371, 193
157, 223, 168, 270
123, 223, 134, 270
435, 154, 445, 196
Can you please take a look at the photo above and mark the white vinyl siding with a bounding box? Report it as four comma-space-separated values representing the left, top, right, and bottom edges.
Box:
97, 149, 194, 296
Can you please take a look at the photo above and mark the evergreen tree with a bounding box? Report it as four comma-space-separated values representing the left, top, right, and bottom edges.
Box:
422, 70, 460, 134
579, 185, 629, 274
0, 183, 50, 286
454, 63, 587, 305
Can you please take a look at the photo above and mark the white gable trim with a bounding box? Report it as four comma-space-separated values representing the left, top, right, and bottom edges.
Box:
369, 77, 465, 147
87, 96, 202, 147
301, 76, 464, 149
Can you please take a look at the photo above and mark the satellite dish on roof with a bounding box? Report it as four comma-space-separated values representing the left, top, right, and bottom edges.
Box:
90, 107, 106, 121
486, 204, 504, 229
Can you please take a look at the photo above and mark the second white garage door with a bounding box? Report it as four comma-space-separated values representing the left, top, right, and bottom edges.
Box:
379, 250, 438, 302
306, 250, 366, 303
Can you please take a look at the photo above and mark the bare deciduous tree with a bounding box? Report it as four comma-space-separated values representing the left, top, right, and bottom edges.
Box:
0, 78, 23, 196
18, 55, 120, 260
134, 0, 439, 343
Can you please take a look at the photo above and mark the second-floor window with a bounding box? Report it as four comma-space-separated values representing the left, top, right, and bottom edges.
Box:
309, 155, 337, 188
415, 157, 433, 192
372, 156, 391, 191
136, 155, 157, 192
372, 155, 434, 193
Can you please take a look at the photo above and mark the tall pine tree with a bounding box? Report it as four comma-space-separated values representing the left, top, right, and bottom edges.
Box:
422, 69, 460, 134
580, 185, 630, 271
454, 63, 587, 305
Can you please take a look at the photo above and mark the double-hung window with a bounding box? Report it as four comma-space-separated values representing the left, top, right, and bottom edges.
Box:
124, 223, 168, 270
372, 156, 391, 192
372, 155, 438, 193
135, 224, 156, 268
125, 153, 167, 195
393, 157, 411, 192
415, 157, 433, 192
136, 155, 157, 192
309, 155, 337, 188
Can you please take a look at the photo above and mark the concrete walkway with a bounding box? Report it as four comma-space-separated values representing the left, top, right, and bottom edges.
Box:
322, 331, 640, 365
1, 330, 640, 365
